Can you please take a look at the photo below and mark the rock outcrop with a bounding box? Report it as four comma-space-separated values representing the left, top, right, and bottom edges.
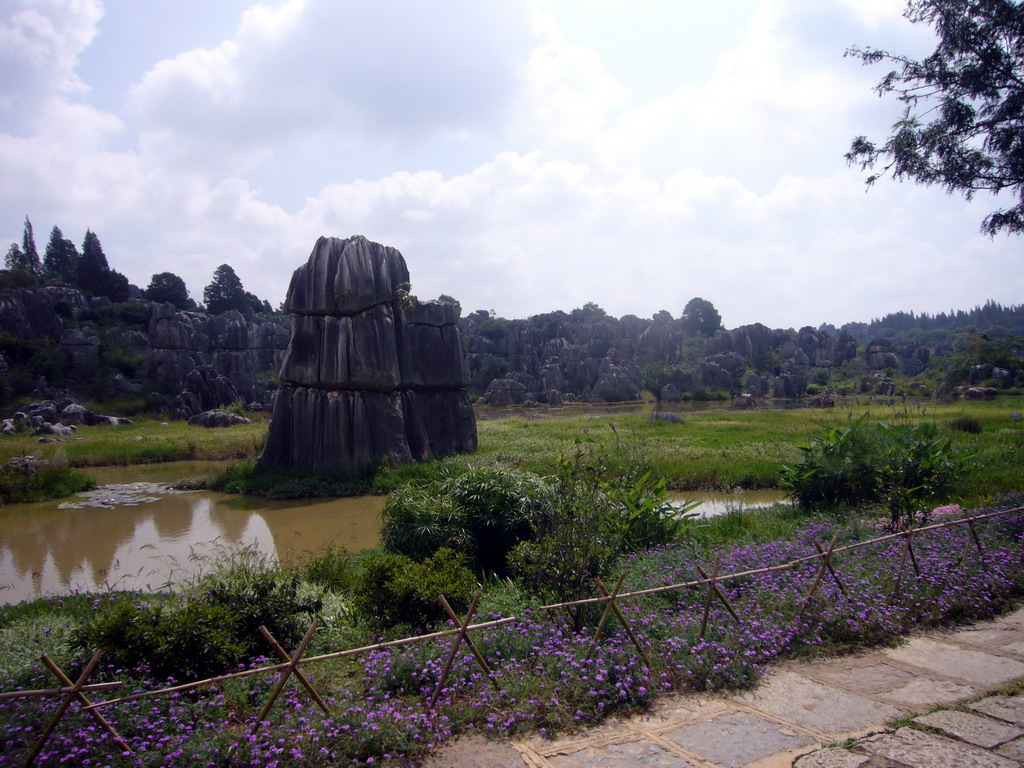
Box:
258, 236, 477, 472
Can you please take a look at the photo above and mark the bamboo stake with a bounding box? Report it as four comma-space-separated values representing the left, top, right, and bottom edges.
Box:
891, 532, 912, 601
587, 573, 626, 660
252, 619, 322, 733
800, 535, 839, 610
905, 528, 921, 577
439, 595, 498, 690
259, 620, 330, 715
428, 591, 482, 709
698, 556, 722, 641
27, 651, 132, 766
696, 561, 745, 626
812, 539, 847, 598
964, 507, 986, 557
0, 682, 121, 701
593, 575, 652, 667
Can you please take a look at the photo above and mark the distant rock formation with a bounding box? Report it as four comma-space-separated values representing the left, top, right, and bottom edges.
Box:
258, 235, 477, 472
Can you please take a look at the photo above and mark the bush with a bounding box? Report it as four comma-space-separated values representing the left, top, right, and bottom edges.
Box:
949, 414, 983, 434
74, 554, 320, 682
354, 548, 477, 631
780, 416, 971, 528
381, 467, 550, 575
0, 453, 95, 504
509, 448, 622, 630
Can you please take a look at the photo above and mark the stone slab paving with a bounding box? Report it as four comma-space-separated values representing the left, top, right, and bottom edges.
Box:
421, 613, 1024, 768
876, 677, 978, 709
973, 695, 1024, 726
914, 709, 1023, 748
882, 636, 1024, 688
735, 668, 904, 736
662, 711, 816, 768
851, 726, 1019, 768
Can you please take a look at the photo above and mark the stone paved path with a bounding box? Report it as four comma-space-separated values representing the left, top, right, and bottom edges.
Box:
422, 606, 1024, 768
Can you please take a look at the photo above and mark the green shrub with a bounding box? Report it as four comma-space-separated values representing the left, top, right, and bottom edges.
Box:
354, 548, 477, 630
0, 453, 95, 503
780, 416, 971, 528
949, 414, 983, 434
509, 448, 622, 630
74, 598, 248, 682
294, 544, 359, 592
381, 467, 550, 575
74, 555, 320, 682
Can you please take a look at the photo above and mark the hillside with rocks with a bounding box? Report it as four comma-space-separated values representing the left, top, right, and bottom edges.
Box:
2, 262, 1022, 415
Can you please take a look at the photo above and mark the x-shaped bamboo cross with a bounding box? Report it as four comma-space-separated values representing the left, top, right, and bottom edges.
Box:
429, 591, 482, 708
800, 535, 844, 610
252, 619, 328, 733
26, 651, 131, 766
696, 555, 741, 640
587, 573, 652, 666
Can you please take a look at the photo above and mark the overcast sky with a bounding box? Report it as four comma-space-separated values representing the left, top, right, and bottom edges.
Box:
1, 0, 1019, 330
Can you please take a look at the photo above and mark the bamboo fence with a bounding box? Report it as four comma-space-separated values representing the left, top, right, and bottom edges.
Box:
4, 504, 1023, 766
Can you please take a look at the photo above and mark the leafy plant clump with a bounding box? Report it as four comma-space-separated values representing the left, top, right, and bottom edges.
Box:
354, 548, 478, 631
73, 553, 320, 682
0, 453, 94, 504
780, 415, 971, 527
382, 467, 550, 575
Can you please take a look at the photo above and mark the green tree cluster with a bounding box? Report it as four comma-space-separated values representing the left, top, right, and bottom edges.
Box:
203, 263, 269, 314
848, 0, 1024, 235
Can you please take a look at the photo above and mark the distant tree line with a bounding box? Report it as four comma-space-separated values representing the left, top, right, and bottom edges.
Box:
2, 216, 271, 314
844, 300, 1024, 339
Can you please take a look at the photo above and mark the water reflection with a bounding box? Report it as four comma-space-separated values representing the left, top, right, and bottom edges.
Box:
668, 489, 789, 518
0, 472, 384, 605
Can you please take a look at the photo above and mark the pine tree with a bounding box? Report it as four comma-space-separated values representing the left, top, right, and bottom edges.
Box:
20, 216, 40, 277
4, 242, 24, 271
42, 226, 79, 283
77, 229, 111, 296
203, 264, 249, 314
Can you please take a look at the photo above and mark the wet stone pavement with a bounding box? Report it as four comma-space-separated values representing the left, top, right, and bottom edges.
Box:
423, 606, 1024, 768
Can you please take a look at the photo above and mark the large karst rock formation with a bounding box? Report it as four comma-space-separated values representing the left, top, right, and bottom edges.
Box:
258, 235, 477, 471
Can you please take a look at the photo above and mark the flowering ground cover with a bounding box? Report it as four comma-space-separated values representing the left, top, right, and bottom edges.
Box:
2, 505, 1023, 767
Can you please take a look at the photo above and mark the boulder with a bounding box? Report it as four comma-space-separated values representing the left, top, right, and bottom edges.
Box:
188, 410, 253, 428
772, 373, 806, 399
865, 338, 901, 370
259, 236, 476, 472
808, 395, 835, 408
284, 235, 410, 316
969, 364, 993, 384
962, 387, 998, 400
648, 411, 683, 424
732, 393, 757, 409
591, 365, 640, 402
481, 377, 527, 406
659, 383, 682, 402
182, 365, 241, 413
875, 378, 896, 396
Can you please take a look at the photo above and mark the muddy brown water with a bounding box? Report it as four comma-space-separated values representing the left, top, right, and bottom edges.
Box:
0, 461, 787, 605
0, 462, 385, 605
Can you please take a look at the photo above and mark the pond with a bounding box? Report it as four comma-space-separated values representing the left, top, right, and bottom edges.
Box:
0, 462, 384, 606
0, 462, 787, 605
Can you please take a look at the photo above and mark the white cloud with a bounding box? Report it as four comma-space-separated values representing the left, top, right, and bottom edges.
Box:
0, 0, 102, 123
1, 0, 1018, 331
126, 0, 532, 173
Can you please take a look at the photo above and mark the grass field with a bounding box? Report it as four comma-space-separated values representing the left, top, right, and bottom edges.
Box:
1, 396, 1021, 502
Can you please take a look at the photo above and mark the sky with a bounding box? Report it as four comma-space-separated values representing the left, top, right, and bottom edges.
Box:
0, 0, 1020, 331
